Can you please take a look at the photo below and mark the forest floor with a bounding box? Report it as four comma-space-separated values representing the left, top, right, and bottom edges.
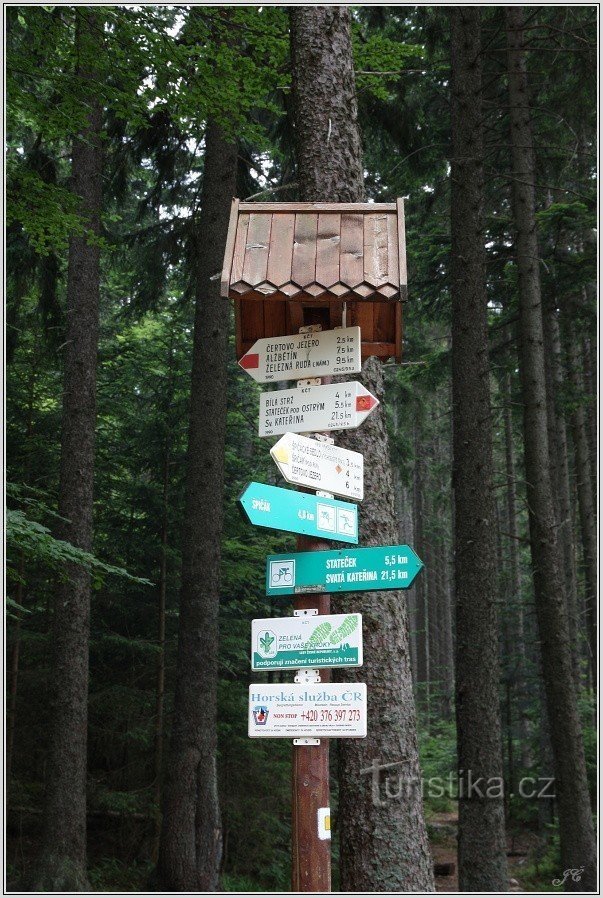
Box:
430, 811, 549, 892
8, 807, 553, 892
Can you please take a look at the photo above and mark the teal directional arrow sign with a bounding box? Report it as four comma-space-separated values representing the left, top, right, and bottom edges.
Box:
265, 545, 423, 595
239, 482, 358, 544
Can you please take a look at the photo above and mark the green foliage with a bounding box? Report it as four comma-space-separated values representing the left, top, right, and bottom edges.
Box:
516, 827, 562, 892
6, 507, 152, 588
418, 720, 457, 815
88, 858, 153, 892
353, 28, 424, 101
6, 166, 83, 255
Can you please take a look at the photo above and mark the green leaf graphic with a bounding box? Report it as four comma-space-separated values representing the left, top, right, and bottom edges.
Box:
329, 615, 358, 644
260, 631, 275, 654
304, 622, 332, 649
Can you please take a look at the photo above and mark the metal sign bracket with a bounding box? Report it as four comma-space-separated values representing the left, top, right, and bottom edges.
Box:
294, 668, 321, 684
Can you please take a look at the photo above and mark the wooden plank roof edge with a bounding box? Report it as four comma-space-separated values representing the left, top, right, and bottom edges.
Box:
238, 202, 398, 212
220, 198, 240, 297
396, 198, 407, 289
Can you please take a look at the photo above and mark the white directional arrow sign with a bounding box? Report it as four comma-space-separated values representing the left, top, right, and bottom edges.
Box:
271, 432, 364, 501
259, 381, 379, 438
239, 327, 361, 383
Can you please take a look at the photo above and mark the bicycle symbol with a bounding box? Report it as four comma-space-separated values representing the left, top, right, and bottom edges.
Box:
270, 560, 295, 589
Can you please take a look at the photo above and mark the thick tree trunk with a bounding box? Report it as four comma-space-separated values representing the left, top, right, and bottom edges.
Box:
336, 360, 435, 892
31, 10, 103, 891
289, 6, 433, 890
425, 490, 439, 724
542, 306, 581, 684
438, 533, 454, 722
563, 312, 597, 690
413, 418, 430, 712
289, 7, 364, 202
156, 121, 237, 891
152, 442, 170, 859
581, 333, 597, 508
505, 7, 596, 888
501, 373, 532, 767
450, 9, 508, 890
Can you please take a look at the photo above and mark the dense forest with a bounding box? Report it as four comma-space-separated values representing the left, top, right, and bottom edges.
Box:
5, 5, 597, 894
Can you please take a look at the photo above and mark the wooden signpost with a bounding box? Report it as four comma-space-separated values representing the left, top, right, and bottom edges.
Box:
223, 199, 412, 893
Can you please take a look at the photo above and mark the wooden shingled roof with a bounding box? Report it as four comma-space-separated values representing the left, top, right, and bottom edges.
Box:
221, 200, 407, 303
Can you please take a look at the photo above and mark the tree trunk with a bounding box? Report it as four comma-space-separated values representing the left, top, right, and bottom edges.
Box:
501, 373, 532, 767
581, 333, 597, 508
425, 490, 439, 726
450, 9, 508, 890
156, 120, 237, 891
542, 305, 581, 685
563, 311, 597, 690
153, 331, 174, 863
289, 6, 434, 890
336, 360, 435, 892
413, 418, 430, 714
505, 7, 596, 888
438, 532, 454, 722
289, 7, 364, 202
31, 10, 103, 891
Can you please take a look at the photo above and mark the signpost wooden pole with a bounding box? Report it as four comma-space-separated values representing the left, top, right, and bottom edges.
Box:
291, 346, 332, 892
292, 541, 332, 892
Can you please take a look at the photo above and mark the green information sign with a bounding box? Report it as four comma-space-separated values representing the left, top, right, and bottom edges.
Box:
265, 545, 423, 596
251, 614, 363, 671
238, 481, 358, 544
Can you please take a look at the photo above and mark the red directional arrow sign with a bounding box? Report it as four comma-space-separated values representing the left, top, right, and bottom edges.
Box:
238, 327, 361, 383
259, 381, 379, 437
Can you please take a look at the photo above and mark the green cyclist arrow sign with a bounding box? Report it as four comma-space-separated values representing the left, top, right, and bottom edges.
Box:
265, 545, 423, 595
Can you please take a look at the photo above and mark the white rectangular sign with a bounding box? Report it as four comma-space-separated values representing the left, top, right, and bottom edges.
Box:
271, 432, 364, 501
251, 613, 363, 671
259, 381, 378, 438
248, 683, 367, 739
239, 327, 361, 383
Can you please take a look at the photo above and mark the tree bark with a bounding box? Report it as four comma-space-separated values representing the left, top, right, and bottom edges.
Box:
31, 10, 103, 891
505, 7, 596, 888
413, 417, 430, 712
581, 334, 597, 509
501, 373, 532, 767
156, 121, 237, 891
563, 311, 597, 690
289, 6, 434, 890
542, 306, 581, 685
425, 488, 441, 722
450, 9, 508, 890
336, 360, 435, 892
289, 7, 364, 203
438, 532, 454, 722
152, 333, 174, 861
